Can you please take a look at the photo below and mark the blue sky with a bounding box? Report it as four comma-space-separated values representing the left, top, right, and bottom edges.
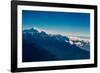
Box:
22, 10, 90, 37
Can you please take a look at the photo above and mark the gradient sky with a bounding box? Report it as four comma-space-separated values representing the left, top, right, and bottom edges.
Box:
22, 10, 90, 37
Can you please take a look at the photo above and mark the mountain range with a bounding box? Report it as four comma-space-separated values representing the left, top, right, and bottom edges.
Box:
22, 27, 90, 62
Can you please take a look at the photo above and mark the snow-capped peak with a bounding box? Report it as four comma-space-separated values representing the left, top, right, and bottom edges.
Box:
34, 27, 46, 33
69, 40, 74, 45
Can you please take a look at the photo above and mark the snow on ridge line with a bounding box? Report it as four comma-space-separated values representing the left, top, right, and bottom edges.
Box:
24, 27, 90, 43
34, 27, 47, 33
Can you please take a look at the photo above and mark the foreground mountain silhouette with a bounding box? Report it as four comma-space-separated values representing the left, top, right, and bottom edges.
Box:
22, 28, 90, 62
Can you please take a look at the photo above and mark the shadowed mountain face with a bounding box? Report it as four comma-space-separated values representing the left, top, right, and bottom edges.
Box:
22, 28, 90, 62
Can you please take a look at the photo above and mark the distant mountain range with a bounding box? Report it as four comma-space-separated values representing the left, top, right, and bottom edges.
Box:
22, 27, 90, 62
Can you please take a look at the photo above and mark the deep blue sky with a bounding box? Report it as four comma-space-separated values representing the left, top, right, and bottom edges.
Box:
22, 10, 90, 37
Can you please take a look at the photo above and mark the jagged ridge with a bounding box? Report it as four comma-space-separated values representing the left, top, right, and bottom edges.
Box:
22, 27, 90, 62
